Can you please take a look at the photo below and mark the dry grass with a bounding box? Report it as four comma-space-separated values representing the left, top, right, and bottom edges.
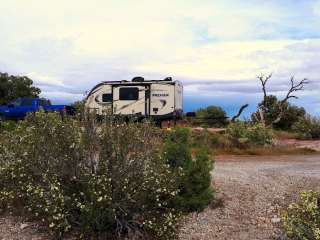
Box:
272, 130, 297, 140
213, 146, 317, 156
189, 127, 318, 157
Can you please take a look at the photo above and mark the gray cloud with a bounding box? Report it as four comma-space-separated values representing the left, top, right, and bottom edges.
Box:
184, 77, 319, 94
0, 0, 319, 115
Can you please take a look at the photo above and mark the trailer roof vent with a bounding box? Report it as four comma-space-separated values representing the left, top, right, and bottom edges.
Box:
132, 76, 144, 82
164, 77, 172, 81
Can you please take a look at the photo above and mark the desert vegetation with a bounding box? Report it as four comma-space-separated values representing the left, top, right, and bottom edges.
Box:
0, 112, 214, 239
292, 115, 320, 140
186, 74, 320, 152
190, 106, 229, 128
163, 127, 214, 213
0, 72, 320, 240
282, 191, 320, 240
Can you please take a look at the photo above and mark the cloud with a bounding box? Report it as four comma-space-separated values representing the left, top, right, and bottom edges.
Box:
0, 0, 319, 115
184, 77, 318, 99
134, 40, 301, 80
26, 72, 67, 87
313, 0, 320, 16
315, 104, 320, 114
40, 91, 84, 105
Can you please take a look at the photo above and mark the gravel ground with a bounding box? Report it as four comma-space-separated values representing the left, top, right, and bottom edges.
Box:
179, 154, 320, 240
1, 154, 320, 240
0, 216, 48, 240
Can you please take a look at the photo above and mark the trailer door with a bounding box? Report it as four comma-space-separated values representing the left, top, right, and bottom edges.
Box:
113, 86, 147, 116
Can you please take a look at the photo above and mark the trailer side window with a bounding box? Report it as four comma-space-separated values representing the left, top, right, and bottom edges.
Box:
119, 87, 139, 100
102, 93, 113, 102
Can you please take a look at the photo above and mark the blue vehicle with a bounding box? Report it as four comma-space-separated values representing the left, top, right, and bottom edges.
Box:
0, 98, 75, 121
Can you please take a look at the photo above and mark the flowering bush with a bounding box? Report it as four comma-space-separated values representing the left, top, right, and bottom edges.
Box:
226, 122, 274, 147
0, 112, 80, 237
282, 191, 320, 240
0, 112, 180, 239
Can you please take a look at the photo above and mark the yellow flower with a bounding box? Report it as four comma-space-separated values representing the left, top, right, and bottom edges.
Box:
49, 223, 55, 228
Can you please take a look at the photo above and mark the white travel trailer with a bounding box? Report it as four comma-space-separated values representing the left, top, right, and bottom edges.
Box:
85, 77, 183, 122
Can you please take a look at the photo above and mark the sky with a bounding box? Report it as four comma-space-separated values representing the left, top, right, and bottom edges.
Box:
1, 0, 320, 117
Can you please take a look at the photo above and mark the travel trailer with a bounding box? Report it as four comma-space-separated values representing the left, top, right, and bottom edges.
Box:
85, 77, 183, 123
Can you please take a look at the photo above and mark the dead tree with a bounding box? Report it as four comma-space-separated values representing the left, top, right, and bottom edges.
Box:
231, 104, 249, 122
257, 73, 273, 100
280, 76, 309, 104
273, 76, 309, 124
256, 74, 309, 125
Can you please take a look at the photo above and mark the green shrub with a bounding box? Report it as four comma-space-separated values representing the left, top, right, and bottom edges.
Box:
282, 191, 320, 240
0, 112, 180, 239
0, 120, 17, 132
191, 130, 210, 148
226, 122, 274, 147
163, 127, 192, 168
252, 95, 306, 130
292, 115, 320, 140
193, 106, 229, 128
175, 148, 214, 212
163, 127, 214, 213
226, 121, 248, 144
191, 130, 232, 150
71, 100, 86, 121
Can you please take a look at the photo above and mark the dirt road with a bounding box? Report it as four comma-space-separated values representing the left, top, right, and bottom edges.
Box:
179, 154, 320, 240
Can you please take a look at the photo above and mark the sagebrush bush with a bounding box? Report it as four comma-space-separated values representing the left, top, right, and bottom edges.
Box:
163, 127, 214, 213
292, 115, 320, 140
0, 112, 81, 237
191, 130, 232, 150
0, 112, 180, 239
226, 122, 274, 147
282, 191, 320, 240
194, 105, 229, 127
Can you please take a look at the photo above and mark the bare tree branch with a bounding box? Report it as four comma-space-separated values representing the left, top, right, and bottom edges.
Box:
257, 73, 272, 99
231, 104, 249, 122
271, 77, 309, 125
256, 74, 309, 126
280, 76, 309, 104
